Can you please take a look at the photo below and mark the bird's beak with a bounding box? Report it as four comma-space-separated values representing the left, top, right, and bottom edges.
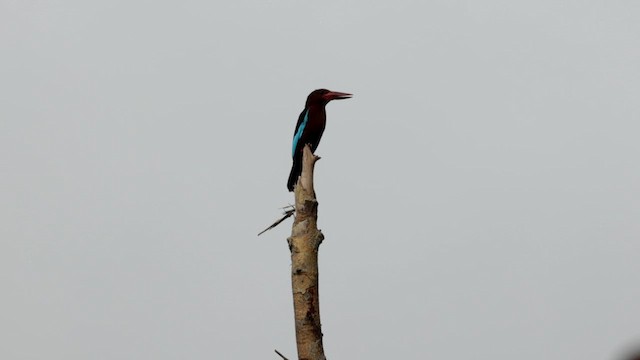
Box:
323, 91, 352, 101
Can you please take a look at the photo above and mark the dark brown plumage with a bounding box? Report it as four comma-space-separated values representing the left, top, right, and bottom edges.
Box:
287, 89, 351, 191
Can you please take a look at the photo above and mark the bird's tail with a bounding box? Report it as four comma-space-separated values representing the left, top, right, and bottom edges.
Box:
287, 158, 302, 192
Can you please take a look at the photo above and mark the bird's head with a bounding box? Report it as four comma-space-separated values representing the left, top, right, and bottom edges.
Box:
306, 89, 352, 107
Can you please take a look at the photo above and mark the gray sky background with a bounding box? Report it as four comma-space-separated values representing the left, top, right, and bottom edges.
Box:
2, 1, 639, 359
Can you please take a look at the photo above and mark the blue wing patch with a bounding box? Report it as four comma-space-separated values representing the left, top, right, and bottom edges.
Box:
292, 109, 309, 157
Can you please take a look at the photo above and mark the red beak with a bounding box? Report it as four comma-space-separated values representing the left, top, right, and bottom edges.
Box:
323, 91, 352, 101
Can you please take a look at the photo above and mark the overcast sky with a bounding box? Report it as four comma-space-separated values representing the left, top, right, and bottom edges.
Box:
2, 1, 640, 359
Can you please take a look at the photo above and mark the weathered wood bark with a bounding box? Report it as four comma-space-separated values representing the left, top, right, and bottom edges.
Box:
287, 145, 326, 360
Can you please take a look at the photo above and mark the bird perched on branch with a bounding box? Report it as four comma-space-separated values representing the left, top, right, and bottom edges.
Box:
287, 89, 352, 191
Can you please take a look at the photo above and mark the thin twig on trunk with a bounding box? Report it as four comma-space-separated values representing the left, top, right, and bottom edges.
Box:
274, 349, 290, 360
258, 205, 295, 236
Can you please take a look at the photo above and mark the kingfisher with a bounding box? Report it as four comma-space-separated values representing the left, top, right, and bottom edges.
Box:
287, 89, 352, 191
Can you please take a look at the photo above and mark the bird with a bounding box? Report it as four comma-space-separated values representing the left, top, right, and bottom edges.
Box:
287, 89, 352, 191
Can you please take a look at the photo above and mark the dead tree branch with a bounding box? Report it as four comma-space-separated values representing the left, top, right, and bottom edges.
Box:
287, 144, 326, 360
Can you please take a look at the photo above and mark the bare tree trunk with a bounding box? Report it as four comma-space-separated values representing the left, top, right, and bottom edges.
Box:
287, 145, 326, 360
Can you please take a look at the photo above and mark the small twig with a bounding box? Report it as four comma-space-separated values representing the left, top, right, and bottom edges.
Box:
274, 349, 289, 360
258, 205, 295, 236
